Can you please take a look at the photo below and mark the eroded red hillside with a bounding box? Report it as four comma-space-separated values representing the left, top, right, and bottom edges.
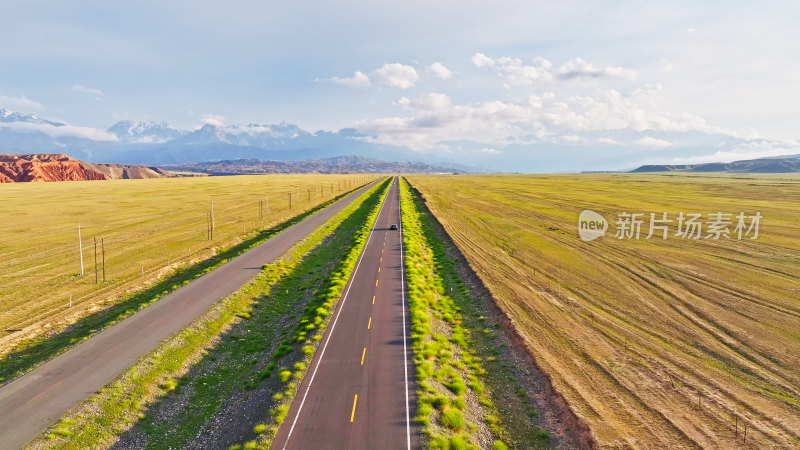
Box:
0, 154, 172, 182
0, 154, 109, 182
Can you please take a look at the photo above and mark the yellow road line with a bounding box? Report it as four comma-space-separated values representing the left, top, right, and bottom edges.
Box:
376, 279, 379, 286
380, 256, 382, 262
367, 316, 372, 329
378, 267, 381, 273
372, 295, 375, 304
361, 347, 366, 365
25, 380, 63, 404
350, 394, 358, 422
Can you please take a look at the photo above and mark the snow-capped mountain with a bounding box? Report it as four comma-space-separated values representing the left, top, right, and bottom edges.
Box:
0, 108, 65, 127
2, 105, 796, 172
107, 120, 184, 144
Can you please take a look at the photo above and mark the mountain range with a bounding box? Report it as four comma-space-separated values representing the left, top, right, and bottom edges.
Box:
632, 154, 800, 173
0, 108, 429, 167
2, 106, 799, 173
166, 155, 460, 175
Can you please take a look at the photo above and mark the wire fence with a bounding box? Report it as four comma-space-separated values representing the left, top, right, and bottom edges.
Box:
0, 175, 374, 334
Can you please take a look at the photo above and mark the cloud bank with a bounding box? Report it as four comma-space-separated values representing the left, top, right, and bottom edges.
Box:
329, 63, 419, 89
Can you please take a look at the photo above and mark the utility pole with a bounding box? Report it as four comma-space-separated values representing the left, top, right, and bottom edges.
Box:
78, 225, 84, 276
101, 238, 106, 283
94, 237, 98, 284
288, 192, 292, 209
308, 188, 311, 202
259, 200, 263, 220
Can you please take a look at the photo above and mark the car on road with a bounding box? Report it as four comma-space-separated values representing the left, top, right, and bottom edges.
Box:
389, 224, 398, 230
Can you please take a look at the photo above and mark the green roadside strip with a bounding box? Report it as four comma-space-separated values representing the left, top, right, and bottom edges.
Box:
0, 183, 372, 386
400, 177, 550, 449
35, 178, 390, 449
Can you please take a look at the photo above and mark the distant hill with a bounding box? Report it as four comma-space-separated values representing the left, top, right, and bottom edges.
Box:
165, 155, 464, 175
631, 155, 800, 173
0, 154, 173, 183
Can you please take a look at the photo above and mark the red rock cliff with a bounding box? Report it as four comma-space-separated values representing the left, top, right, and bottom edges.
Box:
0, 154, 171, 182
0, 154, 109, 182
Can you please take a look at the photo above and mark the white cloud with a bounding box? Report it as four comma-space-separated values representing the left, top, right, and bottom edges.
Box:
556, 58, 637, 81
356, 85, 724, 149
331, 71, 372, 89
396, 93, 452, 111
473, 53, 637, 86
560, 135, 586, 143
0, 121, 117, 141
471, 53, 494, 68
0, 94, 43, 111
72, 85, 104, 99
635, 136, 672, 148
127, 135, 172, 144
328, 63, 418, 89
429, 62, 453, 79
472, 54, 553, 85
373, 63, 419, 89
479, 147, 501, 154
200, 113, 226, 127
597, 137, 623, 145
658, 58, 674, 73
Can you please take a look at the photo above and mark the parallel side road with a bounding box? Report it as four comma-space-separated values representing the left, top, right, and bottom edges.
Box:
0, 180, 381, 450
274, 177, 419, 449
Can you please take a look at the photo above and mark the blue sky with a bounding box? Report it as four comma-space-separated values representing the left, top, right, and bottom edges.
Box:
1, 1, 799, 169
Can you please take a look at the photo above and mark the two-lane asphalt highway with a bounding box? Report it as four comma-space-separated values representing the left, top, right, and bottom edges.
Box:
274, 177, 419, 449
0, 180, 380, 450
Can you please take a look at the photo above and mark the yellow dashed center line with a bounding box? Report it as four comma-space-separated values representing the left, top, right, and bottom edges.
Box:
367, 316, 372, 329
375, 279, 379, 287
350, 394, 358, 422
361, 347, 366, 365
372, 295, 376, 304
378, 266, 381, 273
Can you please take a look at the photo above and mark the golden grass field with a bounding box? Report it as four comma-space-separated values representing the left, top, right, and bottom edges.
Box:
406, 174, 800, 449
0, 174, 372, 351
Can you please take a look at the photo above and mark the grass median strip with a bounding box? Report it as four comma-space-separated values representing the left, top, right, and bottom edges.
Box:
399, 177, 550, 449
227, 178, 390, 449
0, 183, 372, 386
29, 178, 389, 449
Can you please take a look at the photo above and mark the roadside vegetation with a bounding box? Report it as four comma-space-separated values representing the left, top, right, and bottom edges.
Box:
0, 175, 373, 385
407, 173, 800, 448
0, 174, 372, 360
30, 178, 390, 449
231, 178, 390, 449
399, 178, 550, 449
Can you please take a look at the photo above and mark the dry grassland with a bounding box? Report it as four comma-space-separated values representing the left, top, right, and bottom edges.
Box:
407, 173, 800, 449
0, 174, 372, 351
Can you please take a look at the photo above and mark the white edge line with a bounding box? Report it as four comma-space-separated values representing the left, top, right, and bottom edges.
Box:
282, 178, 390, 449
398, 177, 412, 450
